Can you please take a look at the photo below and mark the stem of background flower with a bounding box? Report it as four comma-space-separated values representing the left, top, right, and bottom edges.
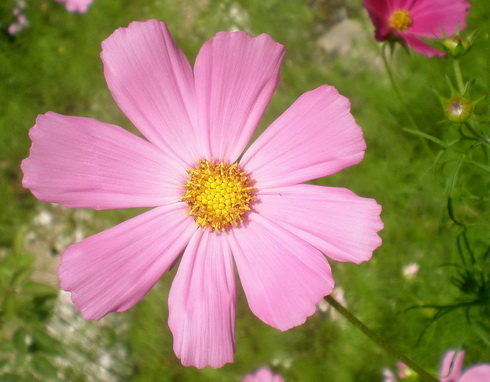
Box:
465, 121, 490, 144
381, 44, 433, 156
324, 295, 439, 382
452, 59, 466, 94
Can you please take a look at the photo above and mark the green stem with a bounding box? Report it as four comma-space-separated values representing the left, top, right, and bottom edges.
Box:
453, 61, 490, 144
453, 59, 466, 94
325, 295, 438, 382
403, 128, 490, 172
465, 121, 490, 144
381, 44, 433, 155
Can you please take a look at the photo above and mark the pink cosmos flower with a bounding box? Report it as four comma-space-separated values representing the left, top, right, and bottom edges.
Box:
21, 20, 383, 368
440, 350, 490, 382
242, 367, 285, 382
56, 0, 93, 13
385, 350, 490, 381
363, 0, 470, 57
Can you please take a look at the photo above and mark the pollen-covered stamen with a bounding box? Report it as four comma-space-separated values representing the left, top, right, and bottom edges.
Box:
389, 9, 412, 31
182, 159, 255, 232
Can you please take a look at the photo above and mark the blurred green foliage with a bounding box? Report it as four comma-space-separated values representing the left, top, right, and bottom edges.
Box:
0, 0, 488, 381
0, 230, 60, 381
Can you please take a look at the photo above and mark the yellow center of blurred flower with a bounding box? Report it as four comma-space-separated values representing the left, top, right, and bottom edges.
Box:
182, 159, 255, 232
389, 9, 412, 31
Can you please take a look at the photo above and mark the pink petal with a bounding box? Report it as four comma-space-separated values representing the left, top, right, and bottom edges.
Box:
363, 0, 392, 41
21, 112, 185, 210
440, 350, 464, 382
101, 20, 201, 166
243, 367, 285, 382
459, 365, 490, 382
396, 362, 408, 378
409, 0, 470, 37
168, 230, 236, 368
401, 34, 445, 57
382, 368, 398, 382
363, 0, 391, 16
229, 213, 334, 331
396, 0, 420, 9
255, 185, 383, 264
65, 0, 93, 13
240, 85, 366, 188
194, 31, 284, 163
59, 204, 196, 320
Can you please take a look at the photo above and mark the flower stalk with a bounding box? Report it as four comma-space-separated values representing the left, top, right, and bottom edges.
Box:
452, 59, 466, 94
325, 295, 438, 382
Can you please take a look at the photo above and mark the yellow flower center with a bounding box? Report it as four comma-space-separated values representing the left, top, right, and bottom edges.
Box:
182, 159, 255, 232
389, 9, 412, 31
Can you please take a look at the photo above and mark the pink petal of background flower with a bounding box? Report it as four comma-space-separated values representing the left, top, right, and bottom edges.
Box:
440, 350, 490, 382
56, 0, 93, 13
458, 365, 490, 382
440, 350, 465, 382
242, 367, 285, 382
388, 350, 490, 381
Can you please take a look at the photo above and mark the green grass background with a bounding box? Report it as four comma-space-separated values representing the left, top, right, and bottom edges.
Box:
0, 0, 489, 381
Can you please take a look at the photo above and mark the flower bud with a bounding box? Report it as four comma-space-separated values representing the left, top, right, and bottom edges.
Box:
440, 35, 472, 58
444, 96, 472, 123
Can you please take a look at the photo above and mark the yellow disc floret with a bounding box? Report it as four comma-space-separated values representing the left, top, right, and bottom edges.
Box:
182, 159, 255, 232
389, 9, 412, 31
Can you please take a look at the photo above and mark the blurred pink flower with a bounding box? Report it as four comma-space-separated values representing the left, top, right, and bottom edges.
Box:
22, 20, 383, 368
385, 350, 490, 381
8, 0, 29, 35
363, 0, 470, 57
382, 368, 397, 382
56, 0, 93, 13
440, 350, 490, 382
8, 24, 22, 35
243, 367, 285, 382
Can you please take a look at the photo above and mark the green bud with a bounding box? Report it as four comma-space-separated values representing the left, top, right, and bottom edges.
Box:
444, 96, 472, 123
440, 35, 472, 58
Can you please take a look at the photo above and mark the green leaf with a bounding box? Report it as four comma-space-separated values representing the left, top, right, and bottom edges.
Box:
0, 373, 22, 382
31, 328, 64, 355
2, 252, 36, 274
31, 355, 58, 379
11, 229, 26, 257
2, 293, 16, 319
22, 282, 57, 298
0, 341, 15, 353
13, 254, 36, 271
0, 268, 13, 290
11, 266, 34, 288
12, 328, 30, 354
